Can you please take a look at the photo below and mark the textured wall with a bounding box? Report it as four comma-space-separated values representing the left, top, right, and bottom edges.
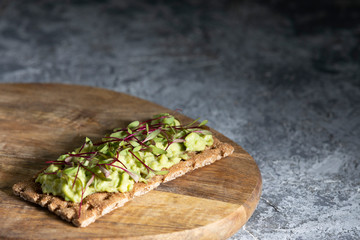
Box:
0, 0, 359, 239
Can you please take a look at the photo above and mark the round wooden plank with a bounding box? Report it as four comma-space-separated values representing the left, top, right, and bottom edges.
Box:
0, 83, 262, 239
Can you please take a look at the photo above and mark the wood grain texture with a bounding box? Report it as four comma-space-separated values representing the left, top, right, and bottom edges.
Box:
0, 83, 262, 239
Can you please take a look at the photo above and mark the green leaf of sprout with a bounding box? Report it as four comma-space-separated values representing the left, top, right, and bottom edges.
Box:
162, 116, 174, 125
110, 131, 123, 138
128, 121, 140, 129
99, 144, 109, 154
57, 154, 68, 161
144, 129, 161, 142
85, 137, 92, 144
150, 145, 167, 155
63, 167, 77, 175
133, 146, 142, 152
98, 158, 114, 164
129, 140, 139, 147
119, 140, 126, 147
120, 148, 129, 156
198, 120, 208, 127
185, 117, 200, 127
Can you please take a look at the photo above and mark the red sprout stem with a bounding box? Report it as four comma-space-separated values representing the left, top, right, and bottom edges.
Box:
78, 142, 86, 153
45, 160, 67, 164
69, 152, 97, 158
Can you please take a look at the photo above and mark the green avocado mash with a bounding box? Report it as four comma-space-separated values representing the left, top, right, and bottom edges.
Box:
36, 113, 213, 203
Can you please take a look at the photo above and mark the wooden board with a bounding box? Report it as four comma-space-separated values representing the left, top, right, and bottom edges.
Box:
0, 83, 262, 239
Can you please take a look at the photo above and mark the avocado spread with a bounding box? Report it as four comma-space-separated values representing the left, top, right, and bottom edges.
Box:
36, 113, 213, 203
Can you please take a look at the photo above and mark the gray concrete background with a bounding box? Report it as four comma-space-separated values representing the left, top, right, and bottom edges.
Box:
0, 0, 359, 239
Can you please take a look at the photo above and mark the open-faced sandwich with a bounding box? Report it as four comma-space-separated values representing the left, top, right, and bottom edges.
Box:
13, 113, 234, 227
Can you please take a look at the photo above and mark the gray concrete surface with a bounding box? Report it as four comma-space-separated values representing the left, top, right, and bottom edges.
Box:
0, 0, 359, 239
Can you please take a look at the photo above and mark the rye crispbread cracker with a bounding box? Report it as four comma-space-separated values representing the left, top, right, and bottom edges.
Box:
12, 137, 234, 227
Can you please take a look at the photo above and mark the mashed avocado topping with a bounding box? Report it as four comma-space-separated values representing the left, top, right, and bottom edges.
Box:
36, 113, 213, 204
